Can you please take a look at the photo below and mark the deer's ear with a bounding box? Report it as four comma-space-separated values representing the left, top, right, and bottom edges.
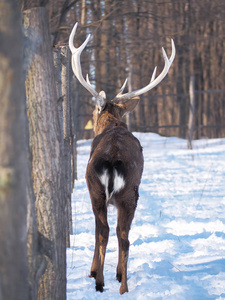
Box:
96, 90, 107, 113
117, 96, 140, 116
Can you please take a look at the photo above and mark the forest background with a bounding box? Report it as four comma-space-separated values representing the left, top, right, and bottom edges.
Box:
23, 0, 225, 140
1, 0, 225, 299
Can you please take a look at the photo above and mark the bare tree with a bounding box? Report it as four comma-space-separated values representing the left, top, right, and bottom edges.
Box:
24, 7, 66, 299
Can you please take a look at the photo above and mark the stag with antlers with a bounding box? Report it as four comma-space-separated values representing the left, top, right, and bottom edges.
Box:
69, 23, 175, 294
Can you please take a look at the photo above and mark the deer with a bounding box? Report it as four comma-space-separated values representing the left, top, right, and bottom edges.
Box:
69, 23, 175, 295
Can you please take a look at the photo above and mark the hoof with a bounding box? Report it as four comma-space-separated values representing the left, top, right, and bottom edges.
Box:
116, 273, 122, 282
96, 283, 104, 292
89, 271, 97, 279
120, 285, 128, 295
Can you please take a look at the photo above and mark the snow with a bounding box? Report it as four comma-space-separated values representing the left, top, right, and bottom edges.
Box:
67, 133, 225, 299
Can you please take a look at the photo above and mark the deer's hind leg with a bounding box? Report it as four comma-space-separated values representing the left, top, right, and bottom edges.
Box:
89, 198, 109, 292
116, 203, 135, 294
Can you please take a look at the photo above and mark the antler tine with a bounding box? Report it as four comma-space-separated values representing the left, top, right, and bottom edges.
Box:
150, 66, 157, 83
114, 39, 176, 101
114, 78, 128, 99
69, 23, 105, 107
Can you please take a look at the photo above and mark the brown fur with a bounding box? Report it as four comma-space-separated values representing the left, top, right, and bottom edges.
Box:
86, 98, 144, 294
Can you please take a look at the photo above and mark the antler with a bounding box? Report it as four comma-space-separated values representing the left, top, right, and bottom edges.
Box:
114, 39, 176, 101
69, 23, 105, 107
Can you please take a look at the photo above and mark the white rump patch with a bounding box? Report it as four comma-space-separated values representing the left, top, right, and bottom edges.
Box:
99, 169, 125, 204
99, 170, 109, 201
113, 170, 125, 193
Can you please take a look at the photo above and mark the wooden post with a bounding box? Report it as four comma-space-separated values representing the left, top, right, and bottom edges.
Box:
61, 46, 73, 239
126, 64, 133, 131
70, 66, 78, 187
54, 47, 72, 248
187, 75, 195, 149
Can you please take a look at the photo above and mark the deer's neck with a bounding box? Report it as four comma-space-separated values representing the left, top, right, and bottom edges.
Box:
94, 113, 127, 136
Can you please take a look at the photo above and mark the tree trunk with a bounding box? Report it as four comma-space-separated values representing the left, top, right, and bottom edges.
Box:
0, 1, 28, 299
23, 7, 66, 300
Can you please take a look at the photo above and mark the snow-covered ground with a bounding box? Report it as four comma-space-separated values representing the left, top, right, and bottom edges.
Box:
67, 133, 225, 299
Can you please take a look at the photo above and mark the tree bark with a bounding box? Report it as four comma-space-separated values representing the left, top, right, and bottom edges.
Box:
23, 7, 66, 300
0, 1, 28, 299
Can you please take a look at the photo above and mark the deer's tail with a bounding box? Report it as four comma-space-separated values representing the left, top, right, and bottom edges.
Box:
96, 159, 126, 203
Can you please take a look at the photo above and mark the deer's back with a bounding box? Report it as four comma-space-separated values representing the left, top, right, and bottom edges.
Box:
86, 127, 143, 206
